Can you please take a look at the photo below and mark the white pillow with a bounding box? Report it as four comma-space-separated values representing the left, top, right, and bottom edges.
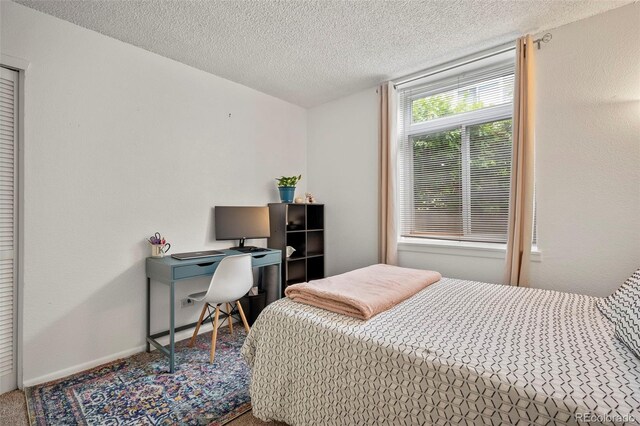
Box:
597, 268, 640, 324
615, 301, 640, 358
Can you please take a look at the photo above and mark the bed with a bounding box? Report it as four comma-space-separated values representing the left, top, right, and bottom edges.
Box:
241, 278, 640, 425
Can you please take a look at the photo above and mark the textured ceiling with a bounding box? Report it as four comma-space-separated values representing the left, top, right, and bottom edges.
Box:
13, 0, 633, 107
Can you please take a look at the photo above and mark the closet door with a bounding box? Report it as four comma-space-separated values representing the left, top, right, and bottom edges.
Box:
0, 67, 18, 393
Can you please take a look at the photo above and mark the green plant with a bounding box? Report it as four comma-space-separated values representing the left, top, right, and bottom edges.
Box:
276, 175, 302, 187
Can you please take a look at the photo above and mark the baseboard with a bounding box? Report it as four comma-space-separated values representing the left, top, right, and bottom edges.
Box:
22, 322, 218, 387
22, 345, 146, 387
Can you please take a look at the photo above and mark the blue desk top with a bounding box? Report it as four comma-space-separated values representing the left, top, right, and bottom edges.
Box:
146, 248, 281, 267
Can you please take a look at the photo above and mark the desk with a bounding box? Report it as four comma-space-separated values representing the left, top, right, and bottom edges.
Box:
145, 249, 281, 373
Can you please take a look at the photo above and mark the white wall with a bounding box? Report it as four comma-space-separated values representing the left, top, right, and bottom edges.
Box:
528, 3, 640, 295
1, 1, 307, 385
308, 3, 640, 295
307, 89, 379, 275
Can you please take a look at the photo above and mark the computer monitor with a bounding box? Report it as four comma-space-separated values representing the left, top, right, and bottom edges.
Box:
214, 206, 270, 250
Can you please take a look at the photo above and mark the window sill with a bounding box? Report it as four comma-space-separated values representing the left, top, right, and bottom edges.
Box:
397, 237, 542, 262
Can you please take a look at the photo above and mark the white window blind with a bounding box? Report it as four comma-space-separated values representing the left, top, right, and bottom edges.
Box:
0, 66, 18, 392
398, 59, 516, 243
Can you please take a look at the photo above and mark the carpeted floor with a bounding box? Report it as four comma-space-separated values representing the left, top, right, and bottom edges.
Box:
0, 390, 276, 425
0, 389, 29, 426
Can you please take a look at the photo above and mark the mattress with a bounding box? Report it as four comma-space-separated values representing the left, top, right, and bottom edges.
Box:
241, 278, 640, 425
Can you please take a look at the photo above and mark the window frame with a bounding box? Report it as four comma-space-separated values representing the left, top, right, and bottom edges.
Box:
398, 64, 515, 244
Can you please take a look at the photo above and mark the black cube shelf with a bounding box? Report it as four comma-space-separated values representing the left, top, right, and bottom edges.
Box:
268, 203, 325, 296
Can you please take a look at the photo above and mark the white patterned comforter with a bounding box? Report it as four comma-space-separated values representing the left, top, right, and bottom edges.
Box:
241, 278, 640, 425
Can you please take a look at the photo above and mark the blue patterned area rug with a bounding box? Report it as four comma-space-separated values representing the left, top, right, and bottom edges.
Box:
25, 328, 251, 425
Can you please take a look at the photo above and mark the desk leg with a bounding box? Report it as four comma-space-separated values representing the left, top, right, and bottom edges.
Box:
169, 281, 176, 373
146, 277, 151, 352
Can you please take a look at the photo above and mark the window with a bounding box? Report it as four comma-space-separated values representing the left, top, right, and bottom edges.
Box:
398, 60, 518, 244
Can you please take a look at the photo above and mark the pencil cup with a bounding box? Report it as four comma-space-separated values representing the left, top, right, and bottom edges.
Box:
151, 244, 165, 258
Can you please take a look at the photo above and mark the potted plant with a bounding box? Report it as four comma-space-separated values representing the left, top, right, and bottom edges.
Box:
276, 175, 302, 203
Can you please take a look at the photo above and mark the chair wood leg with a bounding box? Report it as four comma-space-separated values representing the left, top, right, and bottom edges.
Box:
227, 303, 234, 335
210, 305, 220, 363
190, 304, 208, 347
236, 300, 250, 333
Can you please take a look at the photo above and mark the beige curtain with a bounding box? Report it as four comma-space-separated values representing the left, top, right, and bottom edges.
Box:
504, 35, 536, 286
379, 82, 398, 265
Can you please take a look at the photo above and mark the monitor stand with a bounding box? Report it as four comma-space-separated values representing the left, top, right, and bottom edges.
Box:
234, 246, 262, 253
229, 238, 256, 251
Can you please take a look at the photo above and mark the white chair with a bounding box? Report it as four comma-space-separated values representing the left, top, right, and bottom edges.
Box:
188, 254, 252, 363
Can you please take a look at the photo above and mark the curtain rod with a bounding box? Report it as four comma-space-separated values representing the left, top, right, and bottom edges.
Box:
394, 33, 552, 89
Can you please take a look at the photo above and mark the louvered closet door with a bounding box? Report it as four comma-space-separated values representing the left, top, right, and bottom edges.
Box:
0, 67, 18, 393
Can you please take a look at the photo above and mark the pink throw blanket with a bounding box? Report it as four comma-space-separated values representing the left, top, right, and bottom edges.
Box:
284, 264, 441, 320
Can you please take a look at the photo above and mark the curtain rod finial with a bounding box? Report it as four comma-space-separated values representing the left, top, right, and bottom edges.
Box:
534, 33, 552, 50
